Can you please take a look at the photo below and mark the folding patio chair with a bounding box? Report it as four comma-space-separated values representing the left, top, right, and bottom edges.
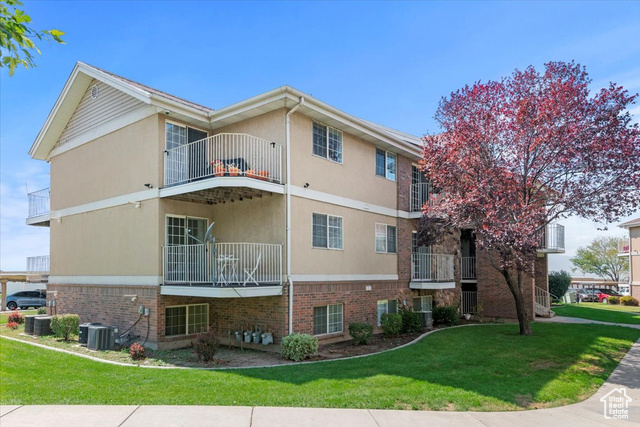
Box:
242, 253, 261, 286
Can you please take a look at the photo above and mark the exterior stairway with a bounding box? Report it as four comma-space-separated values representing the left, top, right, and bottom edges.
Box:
534, 286, 555, 317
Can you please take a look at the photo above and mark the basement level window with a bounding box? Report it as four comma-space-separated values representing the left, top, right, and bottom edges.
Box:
377, 299, 398, 326
165, 304, 208, 336
313, 304, 343, 335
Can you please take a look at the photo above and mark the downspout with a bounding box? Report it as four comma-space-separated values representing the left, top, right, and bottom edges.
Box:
286, 96, 304, 335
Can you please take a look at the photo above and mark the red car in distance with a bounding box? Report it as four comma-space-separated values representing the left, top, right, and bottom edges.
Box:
595, 289, 621, 304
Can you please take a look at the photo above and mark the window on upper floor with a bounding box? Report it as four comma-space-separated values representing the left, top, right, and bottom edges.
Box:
313, 122, 343, 163
375, 223, 397, 253
313, 304, 343, 335
376, 148, 397, 181
313, 213, 343, 250
377, 299, 398, 326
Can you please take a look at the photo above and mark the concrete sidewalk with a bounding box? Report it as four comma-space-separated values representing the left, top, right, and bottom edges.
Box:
2, 318, 638, 426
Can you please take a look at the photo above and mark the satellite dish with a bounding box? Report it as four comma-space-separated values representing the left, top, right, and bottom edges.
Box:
205, 222, 215, 242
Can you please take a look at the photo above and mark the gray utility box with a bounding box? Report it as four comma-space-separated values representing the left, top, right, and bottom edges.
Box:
79, 322, 103, 345
87, 325, 119, 351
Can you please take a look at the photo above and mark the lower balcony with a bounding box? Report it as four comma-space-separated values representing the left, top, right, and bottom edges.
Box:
161, 242, 283, 298
410, 253, 455, 289
461, 256, 476, 281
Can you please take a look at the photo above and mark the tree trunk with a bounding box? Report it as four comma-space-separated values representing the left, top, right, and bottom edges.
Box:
501, 268, 532, 336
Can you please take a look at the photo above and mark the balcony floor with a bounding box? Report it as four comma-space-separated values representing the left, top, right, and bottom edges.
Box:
409, 281, 456, 290
160, 176, 284, 205
161, 282, 283, 298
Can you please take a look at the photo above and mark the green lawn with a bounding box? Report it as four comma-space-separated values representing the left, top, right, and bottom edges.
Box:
552, 303, 640, 324
0, 309, 38, 324
1, 323, 638, 411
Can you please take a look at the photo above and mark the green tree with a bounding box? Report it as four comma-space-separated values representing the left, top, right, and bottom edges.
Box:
0, 0, 64, 76
548, 270, 571, 300
571, 236, 629, 282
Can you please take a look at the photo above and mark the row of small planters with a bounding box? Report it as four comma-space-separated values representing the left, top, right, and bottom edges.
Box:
5, 311, 79, 340
211, 161, 271, 181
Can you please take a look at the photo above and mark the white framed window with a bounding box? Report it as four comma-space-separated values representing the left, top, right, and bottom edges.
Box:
313, 213, 343, 249
375, 148, 397, 181
313, 304, 343, 335
165, 303, 209, 336
377, 299, 398, 326
375, 223, 397, 253
413, 295, 433, 312
312, 121, 343, 163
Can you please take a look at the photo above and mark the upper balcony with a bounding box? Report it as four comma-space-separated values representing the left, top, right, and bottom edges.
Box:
160, 133, 284, 204
410, 183, 444, 214
161, 242, 283, 298
537, 223, 565, 254
26, 255, 49, 282
410, 253, 455, 289
26, 188, 50, 226
619, 240, 630, 256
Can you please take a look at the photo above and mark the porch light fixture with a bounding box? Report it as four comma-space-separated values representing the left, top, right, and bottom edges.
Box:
304, 183, 310, 188
124, 294, 137, 302
144, 183, 153, 189
129, 201, 141, 208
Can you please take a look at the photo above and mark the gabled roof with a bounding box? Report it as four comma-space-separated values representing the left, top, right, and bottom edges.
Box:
619, 217, 640, 228
30, 62, 424, 161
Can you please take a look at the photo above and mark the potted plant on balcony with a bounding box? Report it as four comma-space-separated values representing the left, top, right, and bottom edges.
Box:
211, 160, 226, 176
245, 169, 257, 179
257, 170, 270, 181
227, 163, 240, 177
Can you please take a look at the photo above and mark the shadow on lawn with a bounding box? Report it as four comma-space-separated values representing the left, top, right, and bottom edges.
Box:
224, 323, 640, 408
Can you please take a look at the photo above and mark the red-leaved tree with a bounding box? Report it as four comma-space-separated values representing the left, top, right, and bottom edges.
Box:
420, 61, 640, 335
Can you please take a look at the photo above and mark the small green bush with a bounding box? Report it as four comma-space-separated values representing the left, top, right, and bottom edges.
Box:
380, 313, 402, 337
50, 314, 80, 341
348, 322, 373, 345
7, 311, 24, 324
620, 296, 639, 307
193, 329, 219, 362
129, 342, 146, 360
281, 333, 318, 361
433, 305, 459, 326
400, 308, 423, 334
37, 307, 47, 315
608, 296, 620, 305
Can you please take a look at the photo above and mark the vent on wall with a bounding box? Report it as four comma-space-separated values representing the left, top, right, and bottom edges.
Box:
91, 84, 99, 100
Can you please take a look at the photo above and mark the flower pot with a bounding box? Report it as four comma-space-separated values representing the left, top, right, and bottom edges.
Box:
257, 170, 269, 181
464, 313, 471, 320
245, 169, 257, 179
228, 166, 240, 177
213, 166, 226, 176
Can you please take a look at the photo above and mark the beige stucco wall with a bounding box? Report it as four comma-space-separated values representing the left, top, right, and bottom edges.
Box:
291, 197, 397, 276
213, 109, 286, 145
51, 199, 160, 276
50, 114, 160, 210
289, 113, 397, 209
630, 227, 640, 285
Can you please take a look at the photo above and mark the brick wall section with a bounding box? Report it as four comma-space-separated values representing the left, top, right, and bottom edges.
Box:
476, 250, 535, 319
397, 218, 416, 281
397, 154, 413, 212
291, 280, 414, 342
534, 255, 548, 292
46, 283, 159, 343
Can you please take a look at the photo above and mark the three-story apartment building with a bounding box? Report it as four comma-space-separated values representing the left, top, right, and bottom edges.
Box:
26, 62, 565, 349
619, 218, 640, 298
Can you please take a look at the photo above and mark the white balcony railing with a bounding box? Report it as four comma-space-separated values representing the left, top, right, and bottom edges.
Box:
164, 133, 283, 187
619, 240, 630, 255
534, 286, 551, 316
27, 255, 50, 274
410, 183, 445, 212
163, 242, 282, 286
461, 256, 476, 280
28, 188, 50, 218
411, 253, 454, 282
461, 291, 478, 315
537, 223, 565, 253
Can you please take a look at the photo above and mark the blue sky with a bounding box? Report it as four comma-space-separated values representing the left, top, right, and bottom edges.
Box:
1, 1, 639, 272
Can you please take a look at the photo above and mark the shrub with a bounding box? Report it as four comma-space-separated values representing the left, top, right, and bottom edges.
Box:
37, 307, 47, 315
281, 333, 318, 361
7, 311, 24, 324
129, 342, 146, 360
608, 296, 620, 305
433, 305, 459, 326
380, 313, 402, 337
6, 322, 19, 330
50, 314, 80, 341
548, 270, 571, 301
620, 296, 639, 307
400, 308, 423, 334
348, 322, 373, 345
193, 329, 219, 362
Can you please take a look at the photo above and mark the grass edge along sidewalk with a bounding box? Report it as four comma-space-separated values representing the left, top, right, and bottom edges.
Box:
552, 302, 640, 325
1, 322, 638, 411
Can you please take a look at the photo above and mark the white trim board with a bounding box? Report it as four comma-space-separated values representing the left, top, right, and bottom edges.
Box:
49, 188, 159, 219
159, 176, 285, 199
49, 106, 157, 159
48, 276, 162, 286
160, 285, 283, 298
290, 274, 398, 282
409, 281, 456, 290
